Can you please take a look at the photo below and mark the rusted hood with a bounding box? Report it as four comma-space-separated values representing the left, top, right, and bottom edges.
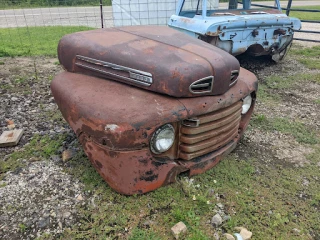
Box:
58, 26, 240, 98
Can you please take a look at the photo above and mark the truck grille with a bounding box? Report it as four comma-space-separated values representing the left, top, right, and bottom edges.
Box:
179, 101, 242, 160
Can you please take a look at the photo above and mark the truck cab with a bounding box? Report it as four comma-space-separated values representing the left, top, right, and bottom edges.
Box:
168, 0, 301, 61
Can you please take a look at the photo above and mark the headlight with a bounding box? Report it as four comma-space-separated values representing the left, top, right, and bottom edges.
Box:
150, 124, 175, 154
242, 95, 252, 114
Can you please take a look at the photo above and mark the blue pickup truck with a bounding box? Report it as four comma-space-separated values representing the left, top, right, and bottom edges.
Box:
168, 0, 301, 61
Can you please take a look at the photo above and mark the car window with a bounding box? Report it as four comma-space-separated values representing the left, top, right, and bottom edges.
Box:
180, 0, 203, 18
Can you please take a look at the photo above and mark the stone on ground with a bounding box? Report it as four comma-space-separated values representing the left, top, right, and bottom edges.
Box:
171, 221, 187, 239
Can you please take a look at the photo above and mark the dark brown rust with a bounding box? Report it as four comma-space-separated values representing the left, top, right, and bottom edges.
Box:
51, 26, 258, 195
58, 26, 239, 98
51, 68, 257, 195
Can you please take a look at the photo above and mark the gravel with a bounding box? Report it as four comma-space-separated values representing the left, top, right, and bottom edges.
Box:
0, 57, 90, 240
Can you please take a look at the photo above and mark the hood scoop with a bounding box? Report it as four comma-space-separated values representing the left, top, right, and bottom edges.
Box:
189, 76, 214, 94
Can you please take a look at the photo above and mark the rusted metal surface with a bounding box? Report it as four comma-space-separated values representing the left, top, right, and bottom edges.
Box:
51, 26, 259, 195
178, 101, 242, 160
51, 69, 257, 195
58, 26, 240, 98
168, 0, 301, 59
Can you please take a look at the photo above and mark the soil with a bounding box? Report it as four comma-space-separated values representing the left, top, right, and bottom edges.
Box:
0, 46, 319, 239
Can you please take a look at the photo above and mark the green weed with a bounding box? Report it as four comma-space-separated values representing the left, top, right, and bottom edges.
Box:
19, 223, 27, 232
290, 45, 320, 58
0, 134, 67, 180
265, 73, 320, 89
0, 26, 93, 57
288, 6, 320, 21
298, 58, 320, 70
129, 228, 162, 240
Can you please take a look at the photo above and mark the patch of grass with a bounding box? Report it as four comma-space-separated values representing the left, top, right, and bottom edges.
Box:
298, 58, 320, 70
290, 45, 320, 58
0, 61, 4, 65
315, 99, 320, 105
288, 6, 320, 21
0, 134, 66, 179
0, 26, 93, 57
289, 45, 320, 70
256, 83, 281, 103
251, 114, 319, 144
265, 72, 320, 89
0, 0, 111, 9
129, 228, 162, 240
14, 76, 28, 84
19, 223, 27, 232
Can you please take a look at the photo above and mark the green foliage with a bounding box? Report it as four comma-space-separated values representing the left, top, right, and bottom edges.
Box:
288, 6, 320, 21
0, 134, 66, 179
265, 72, 320, 89
19, 223, 27, 232
0, 0, 111, 9
129, 228, 162, 240
298, 58, 320, 70
290, 45, 320, 58
290, 45, 320, 70
0, 26, 93, 57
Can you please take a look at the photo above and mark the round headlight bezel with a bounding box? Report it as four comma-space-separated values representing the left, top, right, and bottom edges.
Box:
242, 94, 253, 114
150, 124, 175, 154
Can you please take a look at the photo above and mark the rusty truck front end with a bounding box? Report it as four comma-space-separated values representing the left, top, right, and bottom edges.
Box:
51, 26, 258, 195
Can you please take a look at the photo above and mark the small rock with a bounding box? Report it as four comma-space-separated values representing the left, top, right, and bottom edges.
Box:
37, 217, 49, 229
216, 203, 224, 209
8, 124, 15, 130
62, 149, 76, 162
211, 213, 223, 227
292, 228, 301, 234
51, 155, 61, 162
143, 220, 154, 227
235, 227, 252, 240
76, 194, 84, 201
223, 215, 231, 222
214, 232, 220, 240
29, 157, 41, 162
11, 97, 18, 101
223, 233, 235, 240
171, 221, 187, 239
62, 211, 71, 219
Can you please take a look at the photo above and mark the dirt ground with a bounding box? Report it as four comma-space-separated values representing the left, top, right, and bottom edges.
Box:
0, 44, 320, 239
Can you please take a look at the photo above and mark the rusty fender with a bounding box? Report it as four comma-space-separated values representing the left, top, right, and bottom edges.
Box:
51, 68, 257, 195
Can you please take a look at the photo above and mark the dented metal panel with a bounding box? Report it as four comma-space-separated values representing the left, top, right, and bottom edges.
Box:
58, 26, 240, 97
51, 69, 257, 194
168, 0, 301, 59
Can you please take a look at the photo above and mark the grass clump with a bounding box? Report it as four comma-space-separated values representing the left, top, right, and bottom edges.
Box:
290, 45, 320, 70
0, 134, 66, 180
251, 114, 319, 144
265, 73, 320, 89
288, 6, 320, 21
0, 26, 93, 57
